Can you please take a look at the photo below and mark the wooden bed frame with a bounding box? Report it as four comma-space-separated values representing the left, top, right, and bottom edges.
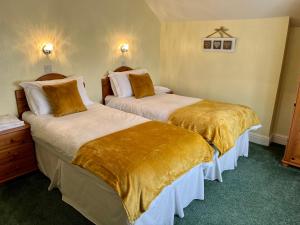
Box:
15, 73, 67, 118
101, 66, 133, 104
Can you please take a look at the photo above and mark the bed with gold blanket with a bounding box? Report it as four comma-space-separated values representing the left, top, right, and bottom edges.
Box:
23, 103, 215, 225
168, 100, 260, 155
72, 121, 213, 223
106, 94, 260, 155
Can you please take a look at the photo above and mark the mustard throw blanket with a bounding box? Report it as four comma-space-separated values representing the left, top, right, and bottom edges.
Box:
72, 121, 213, 222
168, 100, 260, 154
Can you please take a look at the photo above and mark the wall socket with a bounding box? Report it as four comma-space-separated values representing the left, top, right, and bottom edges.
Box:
44, 64, 52, 73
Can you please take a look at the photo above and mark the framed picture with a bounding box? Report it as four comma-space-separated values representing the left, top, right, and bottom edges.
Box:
203, 37, 236, 52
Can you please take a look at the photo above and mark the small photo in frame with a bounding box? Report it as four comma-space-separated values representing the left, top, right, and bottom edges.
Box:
221, 38, 236, 52
223, 40, 232, 50
213, 40, 222, 49
203, 40, 212, 49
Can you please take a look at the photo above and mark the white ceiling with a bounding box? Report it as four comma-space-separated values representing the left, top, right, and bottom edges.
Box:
145, 0, 300, 26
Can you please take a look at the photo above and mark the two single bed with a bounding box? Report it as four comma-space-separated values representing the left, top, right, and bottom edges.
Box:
102, 67, 261, 181
17, 73, 215, 225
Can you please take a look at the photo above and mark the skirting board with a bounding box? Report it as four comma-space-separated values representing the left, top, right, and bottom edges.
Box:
249, 132, 270, 146
249, 132, 288, 146
271, 134, 288, 146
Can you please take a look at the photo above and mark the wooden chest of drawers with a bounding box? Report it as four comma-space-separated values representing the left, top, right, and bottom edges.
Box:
0, 124, 37, 184
282, 82, 300, 168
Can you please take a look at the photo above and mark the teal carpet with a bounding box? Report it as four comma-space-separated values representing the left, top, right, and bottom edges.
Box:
0, 143, 299, 225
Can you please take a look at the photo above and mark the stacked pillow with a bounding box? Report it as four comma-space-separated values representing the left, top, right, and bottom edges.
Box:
108, 69, 171, 99
108, 69, 148, 97
20, 76, 93, 116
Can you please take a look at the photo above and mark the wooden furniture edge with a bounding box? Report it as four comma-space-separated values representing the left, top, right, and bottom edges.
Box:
281, 80, 300, 168
0, 123, 38, 185
0, 123, 30, 136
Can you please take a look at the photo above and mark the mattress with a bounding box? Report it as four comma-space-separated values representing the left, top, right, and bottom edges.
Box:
22, 103, 211, 225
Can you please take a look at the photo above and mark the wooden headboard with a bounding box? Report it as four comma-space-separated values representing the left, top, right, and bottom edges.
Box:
101, 66, 133, 104
15, 73, 67, 118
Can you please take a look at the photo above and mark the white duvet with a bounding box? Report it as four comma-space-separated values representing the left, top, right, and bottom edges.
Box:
106, 93, 200, 121
22, 103, 147, 161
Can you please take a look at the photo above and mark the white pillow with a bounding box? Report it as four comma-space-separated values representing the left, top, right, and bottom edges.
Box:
154, 86, 171, 94
110, 80, 118, 98
20, 76, 93, 115
21, 84, 51, 115
109, 75, 132, 97
108, 69, 147, 97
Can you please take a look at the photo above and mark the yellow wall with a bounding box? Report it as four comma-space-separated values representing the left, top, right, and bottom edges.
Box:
160, 17, 289, 138
0, 0, 160, 115
272, 27, 300, 137
0, 0, 294, 142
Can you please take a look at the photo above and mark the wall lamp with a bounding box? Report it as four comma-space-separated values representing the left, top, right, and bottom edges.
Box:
120, 43, 129, 53
42, 43, 54, 55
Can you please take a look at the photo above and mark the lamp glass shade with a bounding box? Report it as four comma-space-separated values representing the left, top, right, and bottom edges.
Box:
120, 44, 129, 53
42, 43, 54, 55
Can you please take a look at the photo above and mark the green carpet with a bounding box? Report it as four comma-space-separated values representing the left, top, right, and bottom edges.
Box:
0, 143, 299, 225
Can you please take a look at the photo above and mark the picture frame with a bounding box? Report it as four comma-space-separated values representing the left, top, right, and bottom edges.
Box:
203, 37, 236, 52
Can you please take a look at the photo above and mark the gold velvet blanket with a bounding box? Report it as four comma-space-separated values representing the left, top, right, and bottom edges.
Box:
168, 100, 260, 155
72, 121, 213, 223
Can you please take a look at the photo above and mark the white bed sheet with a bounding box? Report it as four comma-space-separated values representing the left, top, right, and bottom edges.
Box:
23, 103, 148, 161
204, 124, 262, 182
105, 94, 200, 121
23, 103, 212, 225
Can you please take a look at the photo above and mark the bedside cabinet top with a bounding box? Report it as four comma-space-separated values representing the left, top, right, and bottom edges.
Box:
0, 123, 30, 136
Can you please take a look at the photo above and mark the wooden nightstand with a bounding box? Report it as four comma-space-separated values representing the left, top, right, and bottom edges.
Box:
0, 123, 37, 184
